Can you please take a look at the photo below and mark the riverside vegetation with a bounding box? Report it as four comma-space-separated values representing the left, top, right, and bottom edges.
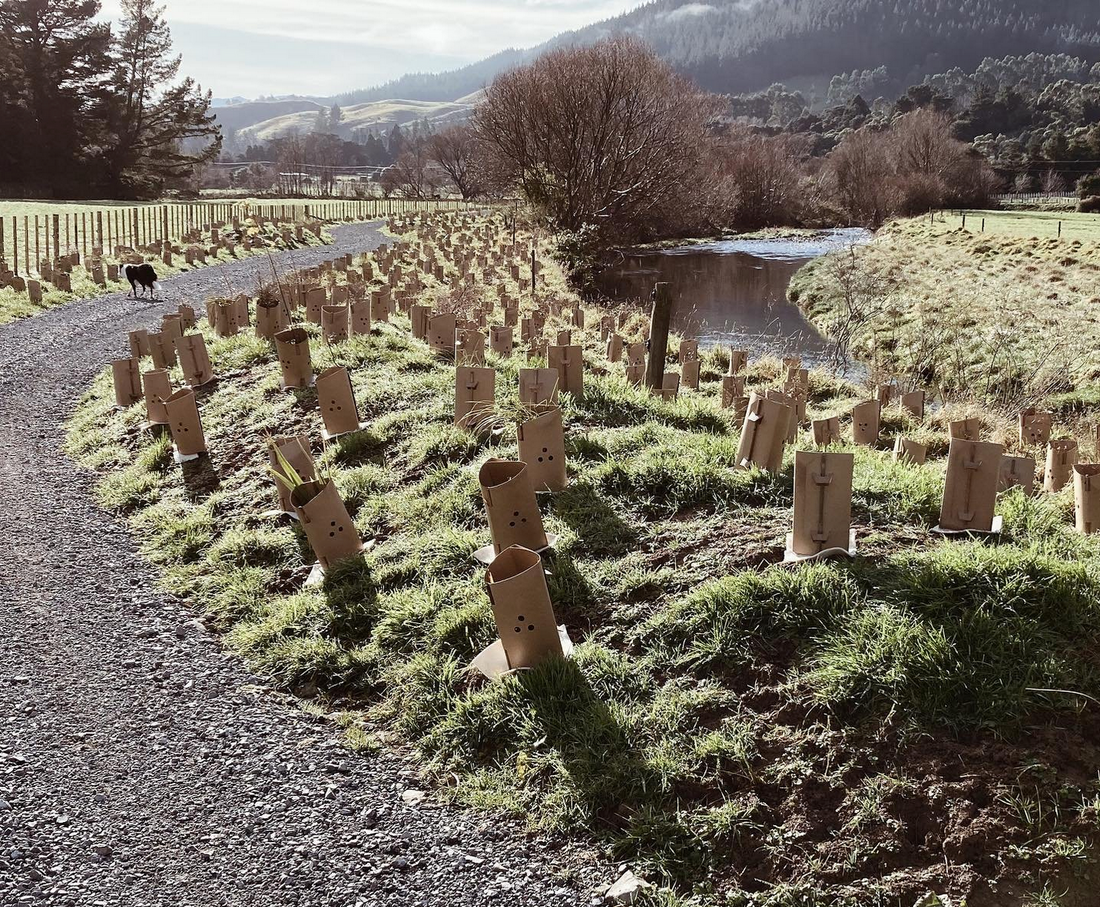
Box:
790, 210, 1100, 416
68, 213, 1100, 907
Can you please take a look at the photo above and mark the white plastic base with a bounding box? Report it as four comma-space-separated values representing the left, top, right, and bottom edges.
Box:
931, 515, 1004, 537
173, 448, 202, 464
783, 530, 858, 564
280, 375, 317, 391
304, 562, 325, 587
472, 534, 559, 566
470, 626, 575, 679
321, 422, 369, 443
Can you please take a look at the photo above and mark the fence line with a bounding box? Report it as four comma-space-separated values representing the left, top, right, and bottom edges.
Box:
0, 197, 475, 278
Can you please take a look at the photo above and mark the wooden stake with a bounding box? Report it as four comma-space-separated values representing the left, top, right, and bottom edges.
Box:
645, 282, 673, 391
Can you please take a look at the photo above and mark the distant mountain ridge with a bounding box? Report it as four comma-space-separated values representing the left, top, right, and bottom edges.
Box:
218, 0, 1100, 141
337, 0, 1100, 104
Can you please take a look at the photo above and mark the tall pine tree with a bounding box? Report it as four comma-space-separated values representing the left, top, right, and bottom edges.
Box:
0, 0, 112, 189
105, 0, 220, 195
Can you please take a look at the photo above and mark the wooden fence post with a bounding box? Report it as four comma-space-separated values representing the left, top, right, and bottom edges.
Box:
645, 282, 674, 391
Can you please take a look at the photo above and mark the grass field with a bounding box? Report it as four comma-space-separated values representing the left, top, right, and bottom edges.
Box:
67, 214, 1100, 907
790, 211, 1100, 415
931, 208, 1100, 241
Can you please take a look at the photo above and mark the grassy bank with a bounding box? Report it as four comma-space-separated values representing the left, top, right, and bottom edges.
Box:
790, 211, 1100, 413
68, 215, 1100, 906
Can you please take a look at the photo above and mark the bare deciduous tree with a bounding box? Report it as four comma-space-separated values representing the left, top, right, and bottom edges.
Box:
382, 137, 439, 199
473, 37, 721, 246
428, 126, 482, 200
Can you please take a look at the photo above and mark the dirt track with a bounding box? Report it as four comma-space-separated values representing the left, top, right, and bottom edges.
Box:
0, 222, 593, 906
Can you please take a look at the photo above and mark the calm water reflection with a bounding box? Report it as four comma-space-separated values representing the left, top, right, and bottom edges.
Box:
595, 229, 868, 365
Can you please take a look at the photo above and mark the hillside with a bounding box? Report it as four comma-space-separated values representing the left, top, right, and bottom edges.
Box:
216, 93, 482, 145
336, 0, 1100, 105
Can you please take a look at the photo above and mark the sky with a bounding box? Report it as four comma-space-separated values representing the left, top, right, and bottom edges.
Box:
99, 0, 640, 100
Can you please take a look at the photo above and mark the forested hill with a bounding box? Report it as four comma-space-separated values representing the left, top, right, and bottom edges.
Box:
337, 0, 1100, 105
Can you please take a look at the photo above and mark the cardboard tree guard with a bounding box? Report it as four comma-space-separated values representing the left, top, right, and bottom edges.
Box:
999, 455, 1036, 495
164, 388, 207, 458
547, 345, 583, 397
456, 328, 486, 366
790, 450, 855, 558
519, 368, 559, 405
274, 328, 313, 389
269, 435, 316, 514
478, 459, 550, 557
721, 375, 745, 410
428, 313, 457, 356
949, 417, 981, 442
291, 479, 364, 570
304, 287, 326, 324
1074, 465, 1100, 534
317, 367, 363, 438
149, 331, 177, 370
625, 343, 646, 386
851, 400, 881, 446
678, 340, 699, 364
143, 368, 173, 425
681, 359, 700, 391
370, 290, 389, 324
409, 304, 429, 340
737, 392, 791, 474
476, 546, 566, 675
900, 390, 926, 418
128, 329, 151, 359
321, 304, 349, 344
455, 366, 495, 429
606, 333, 624, 363
938, 439, 1003, 533
660, 372, 680, 401
350, 299, 371, 336
490, 325, 514, 356
175, 334, 214, 387
893, 437, 928, 465
517, 405, 567, 493
1045, 439, 1078, 492
813, 417, 842, 446
728, 349, 748, 375
255, 297, 289, 339
112, 358, 142, 407
1019, 409, 1053, 447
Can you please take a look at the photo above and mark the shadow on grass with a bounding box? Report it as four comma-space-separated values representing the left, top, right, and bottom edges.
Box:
180, 454, 222, 501
551, 481, 638, 557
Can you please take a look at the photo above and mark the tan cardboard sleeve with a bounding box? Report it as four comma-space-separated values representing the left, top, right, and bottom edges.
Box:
479, 459, 549, 555
939, 439, 1003, 532
165, 388, 207, 457
791, 451, 854, 556
485, 546, 564, 671
291, 479, 364, 569
317, 367, 362, 437
517, 406, 567, 493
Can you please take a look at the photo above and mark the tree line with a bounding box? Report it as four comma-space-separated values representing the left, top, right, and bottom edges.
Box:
0, 0, 220, 199
723, 53, 1100, 194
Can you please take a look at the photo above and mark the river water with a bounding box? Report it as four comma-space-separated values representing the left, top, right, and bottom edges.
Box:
594, 229, 869, 366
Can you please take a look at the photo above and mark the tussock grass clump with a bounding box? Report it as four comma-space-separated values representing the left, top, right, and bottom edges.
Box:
67, 214, 1100, 906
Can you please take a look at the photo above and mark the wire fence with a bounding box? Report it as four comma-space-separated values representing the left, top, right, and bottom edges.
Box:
0, 197, 476, 279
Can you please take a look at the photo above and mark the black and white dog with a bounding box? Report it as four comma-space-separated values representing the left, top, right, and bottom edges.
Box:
122, 263, 161, 299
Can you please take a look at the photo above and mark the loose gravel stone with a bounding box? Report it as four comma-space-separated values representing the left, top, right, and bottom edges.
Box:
0, 222, 599, 905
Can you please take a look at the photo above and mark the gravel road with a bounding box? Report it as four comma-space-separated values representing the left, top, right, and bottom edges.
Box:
0, 222, 597, 906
